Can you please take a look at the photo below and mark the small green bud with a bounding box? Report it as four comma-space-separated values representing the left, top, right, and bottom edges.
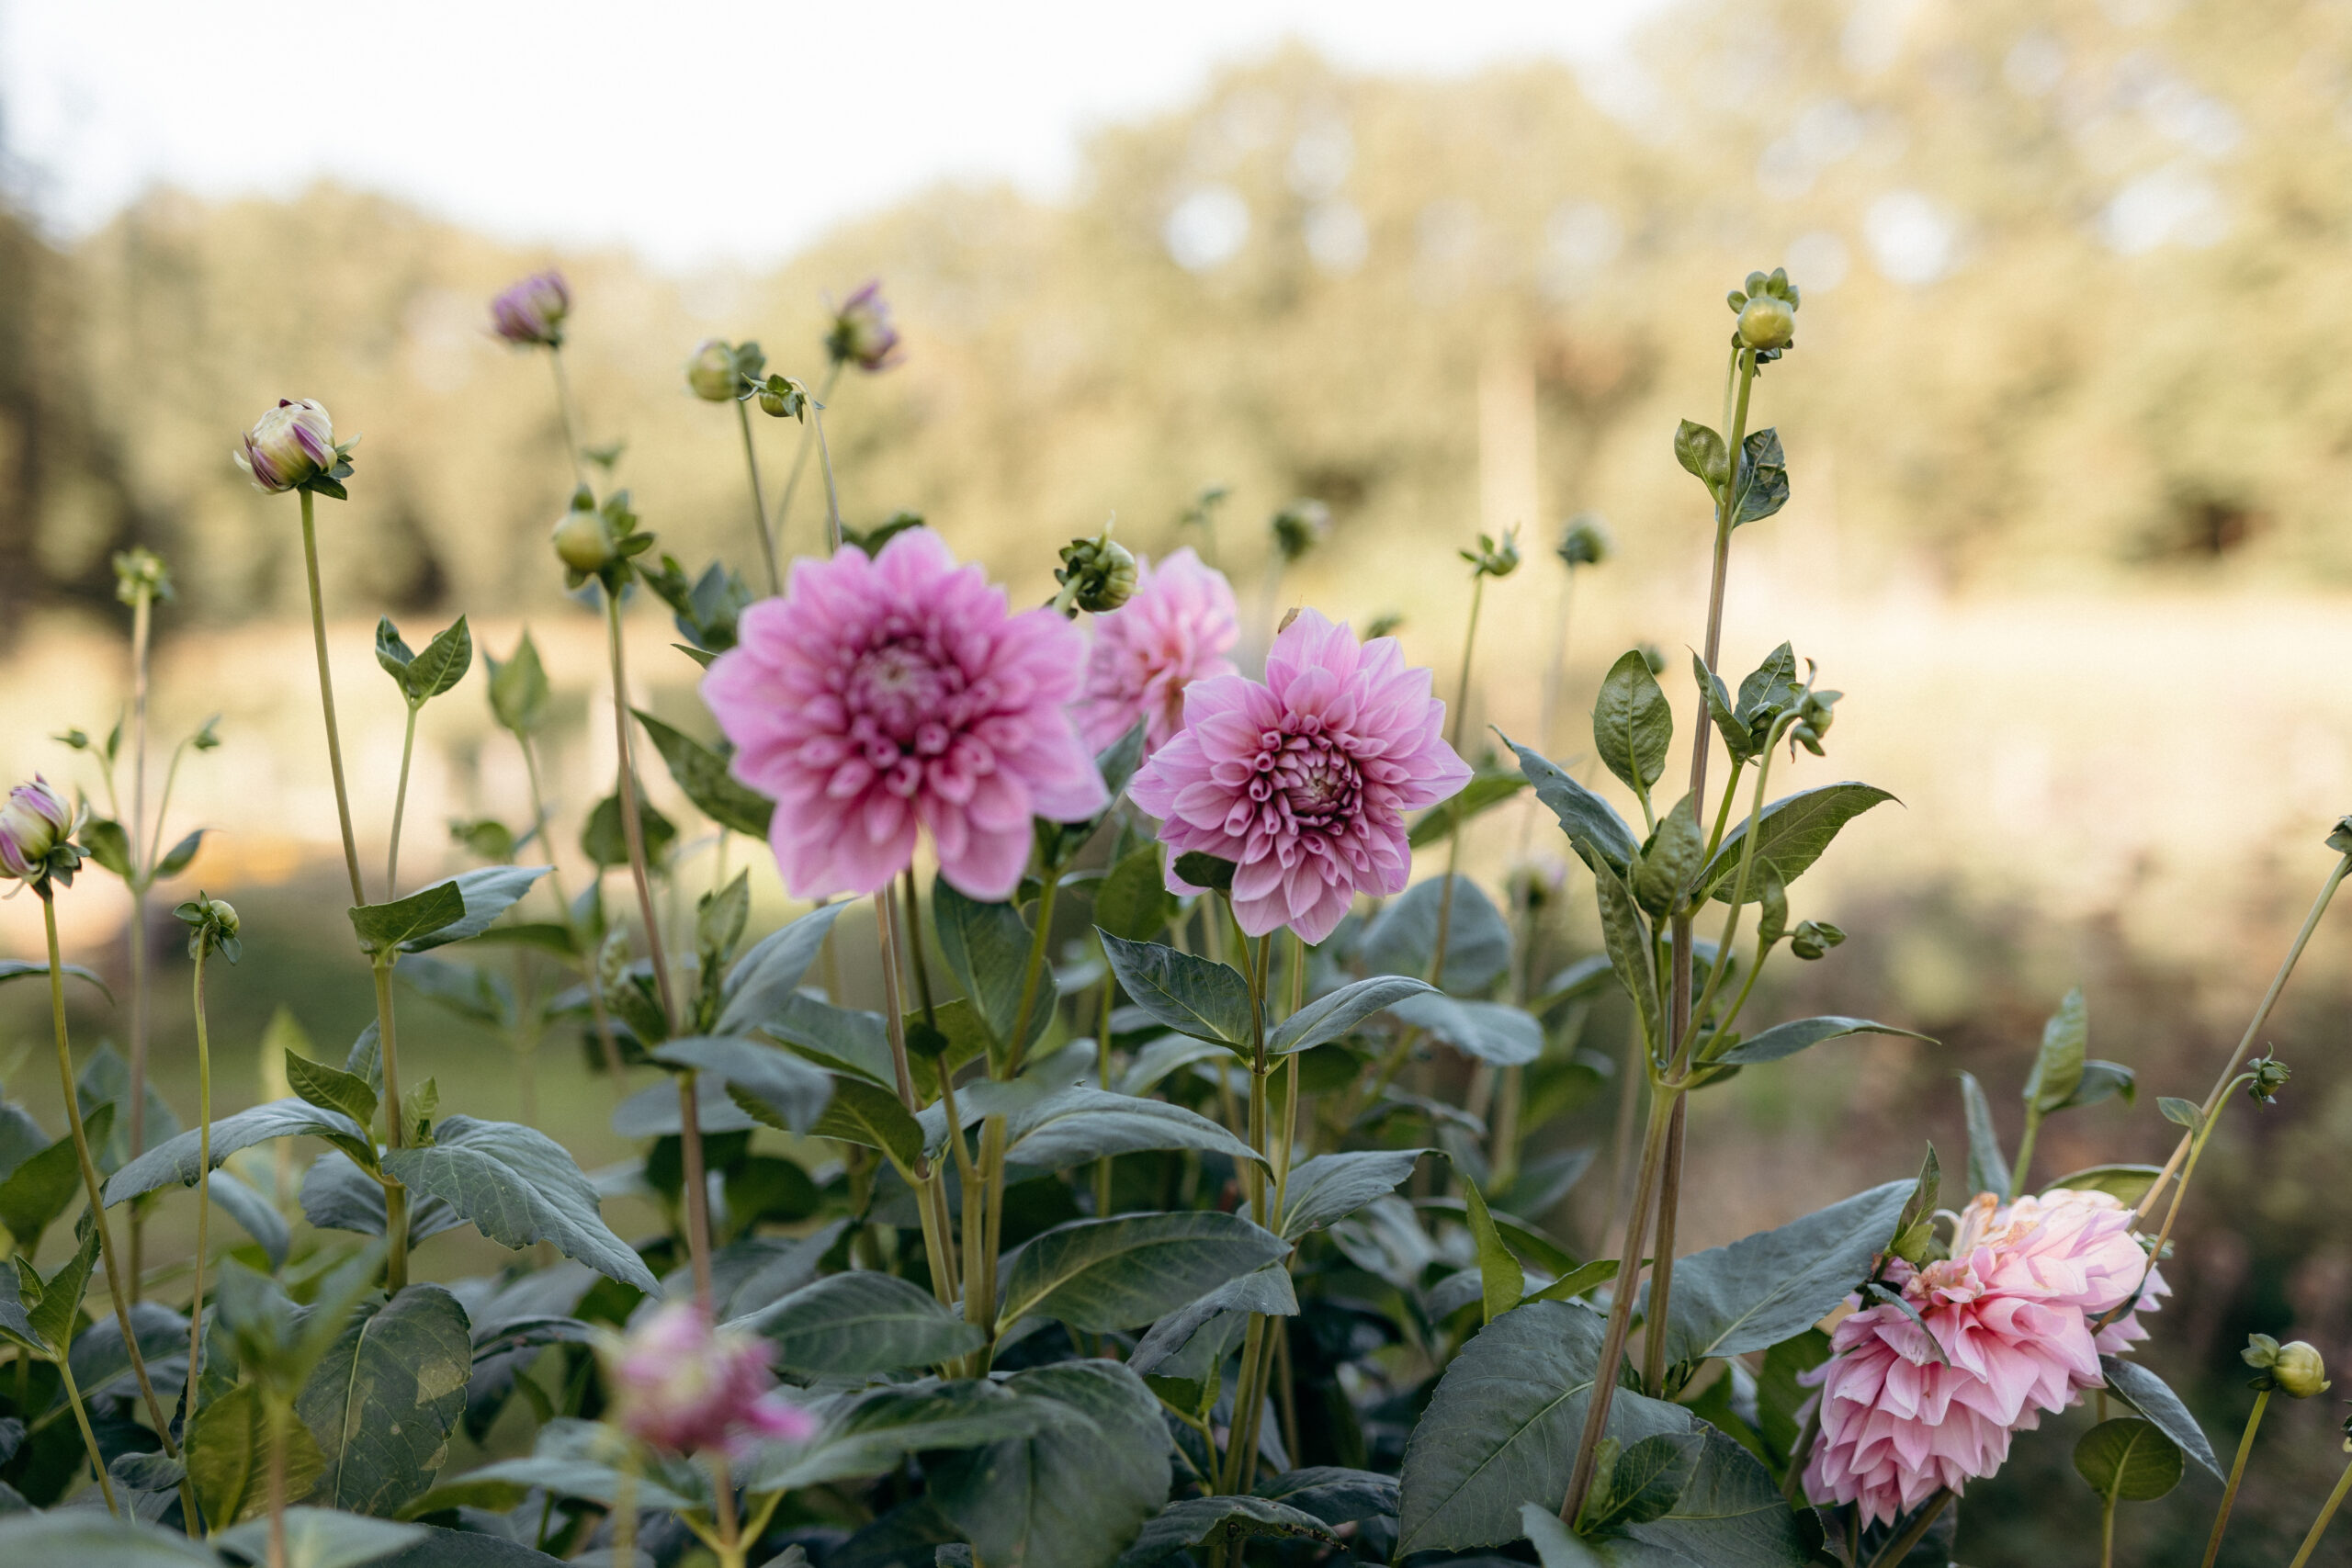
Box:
1270, 500, 1331, 563
113, 547, 173, 606
1792, 686, 1842, 757
752, 371, 809, 421
1053, 524, 1139, 615
2245, 1334, 2332, 1398
1790, 919, 1846, 960
1638, 642, 1668, 675
2246, 1055, 2291, 1104
174, 889, 241, 962
1738, 294, 1796, 353
1460, 528, 1521, 579
1556, 513, 1611, 569
552, 495, 615, 577
686, 339, 744, 402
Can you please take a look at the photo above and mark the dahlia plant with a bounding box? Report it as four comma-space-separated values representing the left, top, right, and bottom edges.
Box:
0, 261, 2346, 1568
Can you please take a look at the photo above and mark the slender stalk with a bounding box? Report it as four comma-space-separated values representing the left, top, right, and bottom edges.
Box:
40, 890, 178, 1454
1865, 1489, 1951, 1568
605, 593, 680, 1023
734, 400, 781, 596
1561, 1089, 1674, 1520
370, 959, 412, 1292
2010, 1110, 2044, 1200
2199, 1390, 2267, 1568
386, 702, 420, 894
522, 733, 628, 1097
613, 1457, 639, 1568
266, 1392, 290, 1568
901, 865, 937, 1017
126, 581, 153, 1303
1781, 1401, 1822, 1501
186, 944, 217, 1439
56, 1353, 117, 1516
1639, 1096, 1690, 1393
675, 1072, 715, 1311
876, 891, 957, 1314
772, 362, 842, 556
711, 1452, 743, 1568
2098, 1488, 2117, 1568
1093, 953, 1116, 1218
811, 398, 846, 555
549, 346, 589, 485
1604, 1011, 1646, 1253
2288, 1449, 2352, 1568
1428, 573, 1488, 983
299, 489, 368, 908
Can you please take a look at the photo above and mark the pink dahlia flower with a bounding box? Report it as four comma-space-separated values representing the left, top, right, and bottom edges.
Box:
1073, 547, 1240, 754
602, 1302, 817, 1458
0, 775, 72, 881
490, 269, 570, 347
1127, 609, 1471, 944
703, 528, 1107, 902
1802, 1188, 2166, 1527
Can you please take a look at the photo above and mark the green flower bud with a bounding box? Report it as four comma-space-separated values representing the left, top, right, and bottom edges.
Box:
2247, 1055, 2291, 1104
1738, 294, 1796, 353
1638, 642, 1667, 675
1270, 500, 1331, 563
1556, 513, 1611, 569
174, 889, 242, 962
1790, 919, 1846, 960
686, 339, 744, 402
552, 496, 616, 577
1053, 525, 1138, 615
2245, 1334, 2332, 1398
113, 547, 173, 606
1460, 528, 1522, 580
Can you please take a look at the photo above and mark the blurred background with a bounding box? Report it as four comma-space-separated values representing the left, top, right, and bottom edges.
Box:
4, 0, 2351, 1559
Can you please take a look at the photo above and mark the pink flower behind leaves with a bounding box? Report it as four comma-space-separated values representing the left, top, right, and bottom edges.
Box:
1803, 1188, 2166, 1528
603, 1302, 817, 1458
1073, 547, 1239, 754
703, 528, 1106, 903
1127, 609, 1471, 944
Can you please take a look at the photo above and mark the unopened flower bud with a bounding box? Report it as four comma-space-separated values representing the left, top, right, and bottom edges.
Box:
2247, 1055, 2291, 1104
1792, 687, 1842, 756
175, 891, 241, 961
551, 495, 616, 577
490, 269, 571, 348
233, 399, 336, 493
826, 280, 902, 372
0, 776, 73, 881
1556, 513, 1611, 569
1790, 919, 1846, 960
2245, 1334, 2332, 1398
113, 547, 173, 606
1271, 500, 1331, 563
1461, 528, 1522, 580
686, 340, 744, 402
753, 372, 808, 421
1738, 295, 1796, 353
597, 1302, 818, 1457
1053, 525, 1138, 615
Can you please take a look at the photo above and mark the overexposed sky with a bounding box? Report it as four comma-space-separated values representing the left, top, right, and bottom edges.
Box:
0, 0, 1672, 272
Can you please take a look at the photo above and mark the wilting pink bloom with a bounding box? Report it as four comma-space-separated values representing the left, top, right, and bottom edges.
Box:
0, 776, 72, 881
1802, 1188, 2166, 1528
1073, 547, 1239, 754
603, 1302, 816, 1458
826, 280, 902, 372
704, 528, 1106, 902
1128, 609, 1470, 944
491, 269, 571, 347
233, 399, 335, 493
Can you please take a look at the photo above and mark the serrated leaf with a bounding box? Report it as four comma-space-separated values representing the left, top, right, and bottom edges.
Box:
1505, 734, 1639, 876
734, 1269, 984, 1374
997, 1212, 1290, 1332
652, 1035, 833, 1135
349, 883, 469, 954
1616, 1427, 1816, 1564
1648, 1179, 1913, 1365
287, 1051, 380, 1133
635, 709, 775, 838
2073, 1417, 2182, 1503
1463, 1177, 1522, 1324
1593, 649, 1673, 800
1269, 975, 1436, 1055
105, 1098, 370, 1206
1732, 428, 1789, 525
1711, 1016, 1933, 1066
1959, 1071, 2011, 1201
381, 1115, 656, 1291
927, 1361, 1170, 1568
1098, 932, 1254, 1047
1587, 1431, 1702, 1529
809, 1076, 925, 1177
742, 1381, 1057, 1493
1699, 784, 1895, 904
296, 1283, 473, 1517
2025, 988, 2088, 1115
1280, 1149, 1430, 1239
1004, 1087, 1263, 1170
1116, 1496, 1338, 1568
188, 1381, 328, 1526
1129, 1265, 1296, 1378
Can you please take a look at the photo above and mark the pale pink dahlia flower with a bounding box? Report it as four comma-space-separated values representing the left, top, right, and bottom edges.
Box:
703, 528, 1106, 902
1802, 1188, 2166, 1527
1073, 547, 1240, 754
1127, 609, 1471, 944
601, 1302, 816, 1458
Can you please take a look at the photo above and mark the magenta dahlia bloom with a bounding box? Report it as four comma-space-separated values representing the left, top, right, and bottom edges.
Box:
0, 775, 73, 881
601, 1302, 816, 1458
1802, 1189, 2166, 1527
703, 528, 1106, 902
491, 269, 571, 347
1073, 547, 1240, 754
1127, 609, 1470, 944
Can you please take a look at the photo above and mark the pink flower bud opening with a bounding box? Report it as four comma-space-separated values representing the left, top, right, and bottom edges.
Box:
827, 280, 903, 372
491, 269, 571, 347
602, 1302, 818, 1459
233, 399, 335, 493
0, 775, 72, 880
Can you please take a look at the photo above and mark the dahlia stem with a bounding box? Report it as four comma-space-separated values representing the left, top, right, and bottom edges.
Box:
549, 345, 589, 486
386, 701, 419, 894
1864, 1488, 1951, 1568
1781, 1400, 1821, 1501
876, 890, 957, 1316
901, 865, 937, 1016
1093, 948, 1116, 1218
2288, 1448, 2352, 1568
56, 1349, 116, 1516
522, 731, 628, 1099
733, 398, 781, 597
1604, 1010, 1647, 1255
125, 578, 153, 1303
266, 1390, 290, 1568
811, 396, 846, 556
772, 362, 842, 556
186, 941, 216, 1440
1428, 570, 1489, 985
298, 488, 368, 909
2200, 1390, 2267, 1568
1560, 1085, 1674, 1521
370, 957, 412, 1293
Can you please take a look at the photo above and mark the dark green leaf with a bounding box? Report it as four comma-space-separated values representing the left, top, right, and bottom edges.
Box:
1389, 994, 1544, 1066
1633, 793, 1704, 918
1252, 1467, 1397, 1526
1098, 933, 1253, 1047
486, 634, 550, 738
809, 1077, 926, 1177
1699, 784, 1896, 904
348, 883, 468, 954
296, 1282, 473, 1517
208, 1168, 292, 1269
737, 1270, 984, 1374
2043, 1164, 2163, 1206
1362, 875, 1512, 995
635, 709, 775, 838
1711, 1016, 1932, 1066
1506, 734, 1639, 876
0, 1104, 111, 1257
154, 828, 208, 880
1959, 1071, 2011, 1201
1591, 858, 1660, 1053
79, 817, 133, 880
0, 960, 112, 1001
188, 1377, 328, 1525
1004, 1087, 1262, 1170
401, 865, 551, 953
1617, 1427, 1817, 1564
742, 1381, 1056, 1493
997, 1211, 1290, 1332
1172, 851, 1237, 893
2101, 1355, 2222, 1481
1693, 653, 1749, 765
580, 788, 675, 870
935, 879, 1055, 1056
1526, 1258, 1621, 1304
300, 1151, 462, 1245
1593, 649, 1673, 800
1732, 428, 1789, 525
28, 1222, 101, 1355
1672, 419, 1727, 486
928, 1361, 1170, 1568
1757, 1330, 1832, 1473
0, 1508, 223, 1559
451, 1417, 700, 1513
105, 1099, 370, 1206
1649, 1179, 1913, 1365
2073, 1417, 2183, 1504
652, 1035, 833, 1135
2057, 1059, 2136, 1111
1463, 1177, 1522, 1324
2024, 987, 2088, 1114
1092, 846, 1179, 942
2158, 1096, 2202, 1132
381, 1115, 657, 1292
402, 616, 472, 704
1587, 1431, 1702, 1529
286, 1052, 379, 1133
1280, 1149, 1430, 1239
1129, 1265, 1296, 1377
1408, 773, 1531, 850
1269, 975, 1435, 1055
1521, 1506, 1609, 1568
1116, 1496, 1337, 1568
375, 616, 415, 680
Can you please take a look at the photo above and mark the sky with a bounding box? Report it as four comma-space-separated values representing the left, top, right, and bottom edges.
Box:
0, 0, 1674, 273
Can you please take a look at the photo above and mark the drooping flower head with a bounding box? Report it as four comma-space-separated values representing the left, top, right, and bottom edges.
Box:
1072, 547, 1239, 755
490, 269, 571, 347
0, 776, 73, 882
1128, 609, 1471, 944
704, 528, 1107, 902
233, 399, 336, 493
600, 1302, 816, 1458
826, 280, 902, 372
1802, 1188, 2166, 1528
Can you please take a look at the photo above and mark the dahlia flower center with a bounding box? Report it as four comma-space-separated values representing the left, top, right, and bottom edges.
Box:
1263, 728, 1361, 828
846, 639, 960, 740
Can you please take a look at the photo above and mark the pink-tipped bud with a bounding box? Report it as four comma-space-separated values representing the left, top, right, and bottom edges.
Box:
491, 270, 571, 347
233, 399, 336, 493
600, 1302, 817, 1457
826, 280, 902, 372
0, 776, 73, 881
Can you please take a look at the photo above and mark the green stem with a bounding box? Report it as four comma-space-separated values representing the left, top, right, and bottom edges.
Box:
605, 592, 680, 1024
1429, 573, 1489, 979
1865, 1489, 1952, 1568
1005, 876, 1060, 1078
55, 1353, 117, 1516
1093, 951, 1116, 1218
267, 1392, 290, 1568
40, 890, 179, 1457
187, 945, 216, 1443
876, 891, 957, 1315
2010, 1109, 2044, 1199
1561, 1087, 1674, 1522
370, 957, 412, 1293
811, 394, 846, 556
386, 702, 420, 894
299, 488, 368, 908
523, 732, 628, 1098
549, 345, 588, 486
2288, 1448, 2352, 1568
2099, 1488, 2117, 1568
773, 362, 842, 556
734, 398, 782, 596
676, 1070, 715, 1310
126, 582, 153, 1303
2200, 1390, 2267, 1568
